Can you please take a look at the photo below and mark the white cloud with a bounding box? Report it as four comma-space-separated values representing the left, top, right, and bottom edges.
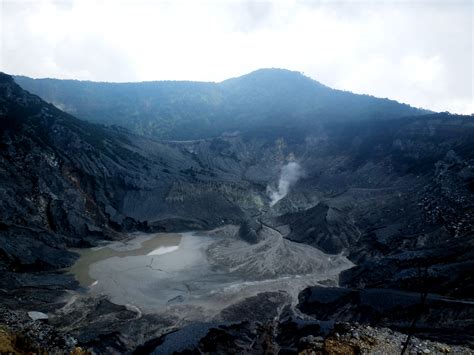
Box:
0, 0, 472, 114
401, 55, 442, 84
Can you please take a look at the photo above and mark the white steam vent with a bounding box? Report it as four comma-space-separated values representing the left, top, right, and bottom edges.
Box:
268, 161, 303, 206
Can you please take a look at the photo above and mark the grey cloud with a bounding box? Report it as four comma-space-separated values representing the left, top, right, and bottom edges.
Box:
227, 1, 275, 32
53, 34, 136, 81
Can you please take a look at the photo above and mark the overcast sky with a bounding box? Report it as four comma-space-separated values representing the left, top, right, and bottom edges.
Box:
1, 0, 472, 114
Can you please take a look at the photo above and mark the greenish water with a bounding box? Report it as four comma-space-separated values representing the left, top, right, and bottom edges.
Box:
68, 233, 182, 286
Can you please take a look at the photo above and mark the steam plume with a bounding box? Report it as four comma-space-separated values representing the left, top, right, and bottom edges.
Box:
268, 161, 303, 206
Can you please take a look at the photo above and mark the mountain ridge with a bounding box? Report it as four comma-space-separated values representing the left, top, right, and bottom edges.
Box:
13, 68, 429, 140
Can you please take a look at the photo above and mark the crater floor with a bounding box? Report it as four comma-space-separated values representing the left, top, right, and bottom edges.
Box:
68, 226, 354, 319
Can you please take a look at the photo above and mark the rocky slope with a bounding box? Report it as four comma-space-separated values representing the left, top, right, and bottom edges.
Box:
155, 320, 472, 354
0, 72, 265, 314
0, 71, 271, 248
1, 71, 473, 353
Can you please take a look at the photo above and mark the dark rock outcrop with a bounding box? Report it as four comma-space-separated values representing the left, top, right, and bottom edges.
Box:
297, 286, 474, 344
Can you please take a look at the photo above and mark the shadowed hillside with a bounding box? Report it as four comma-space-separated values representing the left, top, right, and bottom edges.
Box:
14, 69, 427, 140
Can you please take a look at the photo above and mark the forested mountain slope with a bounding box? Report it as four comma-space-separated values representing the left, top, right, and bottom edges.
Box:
14, 69, 427, 140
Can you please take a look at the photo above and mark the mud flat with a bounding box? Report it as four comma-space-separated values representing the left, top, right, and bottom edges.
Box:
68, 233, 182, 286
68, 226, 353, 318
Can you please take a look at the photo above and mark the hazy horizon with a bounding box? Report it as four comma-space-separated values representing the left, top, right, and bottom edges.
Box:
1, 0, 472, 114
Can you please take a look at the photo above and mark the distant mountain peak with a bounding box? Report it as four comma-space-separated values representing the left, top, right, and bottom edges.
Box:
244, 68, 304, 76
222, 67, 325, 87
